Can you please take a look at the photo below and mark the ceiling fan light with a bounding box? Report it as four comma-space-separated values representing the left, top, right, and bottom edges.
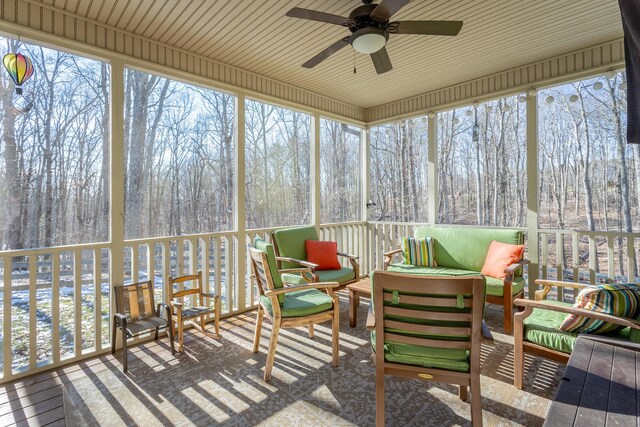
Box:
350, 27, 388, 54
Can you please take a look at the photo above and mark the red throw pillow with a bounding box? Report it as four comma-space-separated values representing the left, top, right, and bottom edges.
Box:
481, 241, 525, 279
305, 240, 341, 270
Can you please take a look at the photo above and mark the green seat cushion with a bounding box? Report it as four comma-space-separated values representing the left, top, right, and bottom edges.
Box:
413, 226, 523, 272
254, 237, 285, 305
260, 288, 333, 318
524, 301, 634, 354
371, 331, 469, 372
387, 264, 524, 297
282, 267, 355, 285
272, 226, 318, 269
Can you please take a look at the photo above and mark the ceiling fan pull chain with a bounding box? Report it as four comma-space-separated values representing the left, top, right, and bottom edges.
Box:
353, 50, 357, 74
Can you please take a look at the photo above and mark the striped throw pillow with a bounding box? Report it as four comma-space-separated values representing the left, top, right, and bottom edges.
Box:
401, 237, 437, 267
560, 283, 640, 334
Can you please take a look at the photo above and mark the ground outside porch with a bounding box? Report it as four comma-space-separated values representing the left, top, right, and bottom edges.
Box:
3, 292, 564, 426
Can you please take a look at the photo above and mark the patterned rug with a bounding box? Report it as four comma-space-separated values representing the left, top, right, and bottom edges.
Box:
63, 295, 563, 426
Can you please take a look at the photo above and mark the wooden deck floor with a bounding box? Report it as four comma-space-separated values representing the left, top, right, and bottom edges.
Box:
0, 312, 253, 427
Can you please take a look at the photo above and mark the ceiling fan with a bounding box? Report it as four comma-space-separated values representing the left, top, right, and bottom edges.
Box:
286, 0, 463, 74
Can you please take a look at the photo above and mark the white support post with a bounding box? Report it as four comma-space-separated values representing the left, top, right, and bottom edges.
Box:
234, 94, 247, 312
427, 114, 438, 225
109, 59, 125, 348
311, 113, 321, 228
526, 89, 540, 297
361, 127, 371, 273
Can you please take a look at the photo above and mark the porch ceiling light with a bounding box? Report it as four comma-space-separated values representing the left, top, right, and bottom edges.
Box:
350, 28, 388, 54
569, 95, 579, 103
546, 95, 555, 104
593, 81, 603, 90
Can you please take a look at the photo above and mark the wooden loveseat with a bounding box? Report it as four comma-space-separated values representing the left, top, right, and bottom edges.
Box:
384, 226, 529, 334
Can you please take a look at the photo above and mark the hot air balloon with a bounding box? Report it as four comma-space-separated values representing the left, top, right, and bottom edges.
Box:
3, 53, 34, 95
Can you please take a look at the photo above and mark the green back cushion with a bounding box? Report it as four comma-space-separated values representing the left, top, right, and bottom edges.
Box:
272, 226, 319, 269
414, 226, 523, 272
402, 236, 436, 267
254, 237, 285, 305
282, 267, 355, 286
560, 283, 640, 334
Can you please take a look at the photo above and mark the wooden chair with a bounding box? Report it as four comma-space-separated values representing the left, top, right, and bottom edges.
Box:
271, 225, 359, 289
249, 243, 340, 382
112, 280, 175, 372
368, 270, 486, 426
513, 279, 640, 389
168, 271, 221, 351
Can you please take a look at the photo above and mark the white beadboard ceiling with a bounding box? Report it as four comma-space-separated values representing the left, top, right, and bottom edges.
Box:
35, 0, 623, 109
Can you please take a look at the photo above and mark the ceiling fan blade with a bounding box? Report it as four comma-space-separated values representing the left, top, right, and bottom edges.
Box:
302, 37, 350, 68
286, 7, 352, 26
371, 0, 410, 22
391, 20, 463, 36
371, 47, 393, 74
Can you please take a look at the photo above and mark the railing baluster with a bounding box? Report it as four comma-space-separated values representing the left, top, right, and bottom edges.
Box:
177, 239, 184, 278
52, 252, 60, 364
556, 232, 564, 301
94, 249, 101, 351
588, 235, 597, 284
628, 237, 636, 283
607, 235, 615, 283
29, 255, 37, 370
162, 241, 170, 304
214, 237, 223, 313
541, 233, 548, 281
131, 244, 138, 283
74, 250, 82, 357
3, 256, 11, 378
572, 232, 579, 283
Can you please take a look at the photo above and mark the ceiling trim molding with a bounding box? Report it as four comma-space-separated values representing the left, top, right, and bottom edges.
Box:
365, 38, 625, 124
0, 0, 365, 122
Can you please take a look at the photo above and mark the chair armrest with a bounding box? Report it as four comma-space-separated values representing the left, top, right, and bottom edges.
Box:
383, 248, 403, 270
279, 267, 313, 274
264, 282, 339, 297
200, 291, 218, 299
534, 279, 590, 301
366, 305, 376, 331
170, 300, 183, 309
276, 256, 319, 269
337, 252, 358, 260
113, 313, 127, 329
504, 258, 529, 274
514, 298, 640, 330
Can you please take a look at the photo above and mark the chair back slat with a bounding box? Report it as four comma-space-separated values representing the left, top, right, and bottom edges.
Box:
383, 332, 471, 350
379, 277, 476, 295
382, 293, 472, 308
114, 280, 156, 321
249, 246, 276, 295
383, 320, 470, 336
384, 306, 472, 322
168, 271, 203, 308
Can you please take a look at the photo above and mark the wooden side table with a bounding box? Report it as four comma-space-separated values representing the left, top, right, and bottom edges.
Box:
346, 277, 371, 327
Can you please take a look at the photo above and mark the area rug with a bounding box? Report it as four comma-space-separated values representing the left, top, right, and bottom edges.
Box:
62, 296, 563, 426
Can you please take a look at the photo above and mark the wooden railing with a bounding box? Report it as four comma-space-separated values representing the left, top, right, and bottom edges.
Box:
1, 220, 638, 383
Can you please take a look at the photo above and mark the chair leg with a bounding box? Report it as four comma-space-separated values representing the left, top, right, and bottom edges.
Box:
503, 294, 513, 334
332, 308, 340, 367
122, 331, 128, 373
513, 309, 528, 389
154, 327, 159, 341
167, 324, 176, 355
459, 385, 468, 401
111, 318, 117, 355
215, 296, 221, 337
200, 314, 206, 334
264, 318, 281, 382
253, 306, 264, 353
470, 374, 483, 427
308, 324, 314, 338
178, 319, 184, 351
376, 366, 385, 427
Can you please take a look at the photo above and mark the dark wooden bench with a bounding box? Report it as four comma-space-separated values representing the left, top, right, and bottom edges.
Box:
544, 334, 640, 426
